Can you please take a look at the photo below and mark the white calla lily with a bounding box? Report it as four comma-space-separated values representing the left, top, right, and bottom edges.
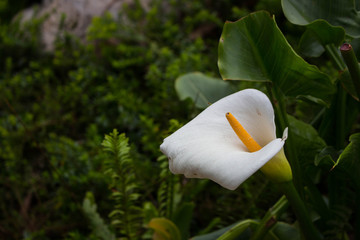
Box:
160, 89, 292, 190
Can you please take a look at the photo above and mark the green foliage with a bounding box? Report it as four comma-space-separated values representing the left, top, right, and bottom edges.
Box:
282, 0, 360, 37
82, 192, 116, 240
102, 130, 142, 239
148, 217, 181, 240
333, 133, 360, 189
218, 11, 335, 105
299, 20, 346, 58
175, 72, 234, 109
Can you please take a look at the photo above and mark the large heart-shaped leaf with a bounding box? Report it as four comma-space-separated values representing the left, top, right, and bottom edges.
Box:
218, 11, 335, 104
282, 0, 360, 38
175, 72, 234, 109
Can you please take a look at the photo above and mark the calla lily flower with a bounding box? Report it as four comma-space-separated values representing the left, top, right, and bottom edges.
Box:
160, 89, 292, 190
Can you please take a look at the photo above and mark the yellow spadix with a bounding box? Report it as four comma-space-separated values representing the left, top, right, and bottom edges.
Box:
226, 112, 261, 152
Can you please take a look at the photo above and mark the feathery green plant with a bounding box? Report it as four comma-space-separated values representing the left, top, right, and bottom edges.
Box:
82, 192, 116, 240
101, 129, 142, 239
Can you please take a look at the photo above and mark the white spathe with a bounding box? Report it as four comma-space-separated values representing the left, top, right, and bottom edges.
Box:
160, 89, 288, 190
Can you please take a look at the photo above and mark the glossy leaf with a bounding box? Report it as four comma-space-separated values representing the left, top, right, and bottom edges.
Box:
148, 217, 181, 240
218, 11, 335, 104
175, 72, 234, 109
333, 133, 360, 189
299, 20, 345, 58
282, 0, 360, 38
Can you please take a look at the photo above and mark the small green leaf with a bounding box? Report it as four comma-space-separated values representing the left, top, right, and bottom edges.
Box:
333, 133, 360, 189
282, 0, 360, 38
218, 11, 335, 104
272, 222, 301, 240
175, 72, 234, 109
299, 20, 345, 58
314, 147, 338, 169
148, 217, 181, 240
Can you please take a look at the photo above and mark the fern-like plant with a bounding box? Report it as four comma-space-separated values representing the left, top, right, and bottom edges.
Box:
157, 155, 177, 219
82, 192, 116, 240
102, 129, 142, 239
157, 120, 183, 219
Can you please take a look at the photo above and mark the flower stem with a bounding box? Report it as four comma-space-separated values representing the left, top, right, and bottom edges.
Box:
279, 181, 323, 240
266, 84, 303, 196
325, 44, 346, 70
324, 44, 348, 149
340, 43, 360, 99
250, 196, 289, 240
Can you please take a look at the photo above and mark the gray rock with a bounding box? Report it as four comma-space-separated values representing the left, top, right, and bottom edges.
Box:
16, 0, 151, 51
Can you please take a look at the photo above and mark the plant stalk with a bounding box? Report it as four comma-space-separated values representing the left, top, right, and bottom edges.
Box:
324, 44, 348, 149
279, 181, 323, 240
250, 196, 289, 240
325, 44, 346, 70
268, 85, 303, 196
340, 43, 360, 99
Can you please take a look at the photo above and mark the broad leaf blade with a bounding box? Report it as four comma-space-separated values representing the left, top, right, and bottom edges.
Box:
282, 0, 360, 38
218, 11, 335, 104
175, 72, 233, 109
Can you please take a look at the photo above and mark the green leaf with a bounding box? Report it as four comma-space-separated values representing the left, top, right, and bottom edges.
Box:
288, 115, 326, 165
333, 133, 360, 189
282, 0, 360, 38
175, 72, 234, 109
299, 20, 345, 58
82, 192, 116, 240
148, 217, 181, 240
218, 11, 335, 104
272, 222, 300, 240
